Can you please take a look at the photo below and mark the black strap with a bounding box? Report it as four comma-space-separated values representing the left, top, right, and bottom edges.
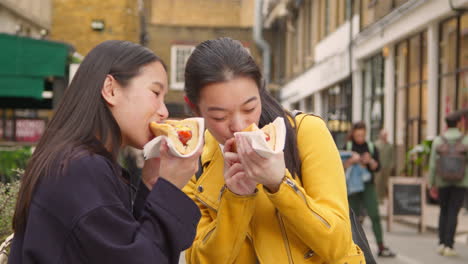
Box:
195, 157, 203, 180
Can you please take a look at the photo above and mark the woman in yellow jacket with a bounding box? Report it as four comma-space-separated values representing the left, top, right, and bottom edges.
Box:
182, 37, 365, 264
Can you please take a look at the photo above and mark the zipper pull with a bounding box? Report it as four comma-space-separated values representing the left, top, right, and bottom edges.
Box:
218, 184, 227, 201
284, 177, 299, 192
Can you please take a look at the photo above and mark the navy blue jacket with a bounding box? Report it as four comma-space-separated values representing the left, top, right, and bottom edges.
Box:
9, 151, 201, 264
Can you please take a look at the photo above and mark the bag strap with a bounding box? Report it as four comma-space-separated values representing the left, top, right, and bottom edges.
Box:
367, 141, 375, 156
346, 141, 352, 151
440, 135, 449, 144
195, 156, 203, 180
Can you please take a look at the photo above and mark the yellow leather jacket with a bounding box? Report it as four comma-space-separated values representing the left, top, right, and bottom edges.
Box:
183, 114, 365, 264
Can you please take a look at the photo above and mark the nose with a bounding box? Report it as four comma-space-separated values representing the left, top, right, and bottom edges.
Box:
158, 103, 169, 120
229, 114, 248, 133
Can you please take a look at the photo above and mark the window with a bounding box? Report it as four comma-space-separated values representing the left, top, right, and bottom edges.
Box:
394, 31, 428, 176
305, 94, 315, 113
359, 0, 409, 30
439, 13, 468, 133
324, 79, 353, 148
170, 45, 195, 90
362, 53, 384, 141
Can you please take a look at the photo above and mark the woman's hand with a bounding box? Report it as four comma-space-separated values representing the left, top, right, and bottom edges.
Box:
141, 156, 161, 190
142, 139, 202, 190
350, 152, 361, 164
235, 135, 285, 193
223, 138, 257, 196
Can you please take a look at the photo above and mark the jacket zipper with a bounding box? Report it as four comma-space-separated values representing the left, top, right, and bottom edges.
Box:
202, 227, 216, 244
196, 196, 217, 212
283, 178, 331, 229
276, 210, 294, 264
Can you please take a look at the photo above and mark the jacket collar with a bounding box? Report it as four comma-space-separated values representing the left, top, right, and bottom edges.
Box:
194, 130, 225, 211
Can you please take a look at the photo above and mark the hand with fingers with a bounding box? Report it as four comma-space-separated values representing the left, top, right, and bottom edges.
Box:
142, 138, 203, 190
223, 138, 257, 196
234, 134, 285, 193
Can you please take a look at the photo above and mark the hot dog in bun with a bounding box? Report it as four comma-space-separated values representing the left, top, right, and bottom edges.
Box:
232, 122, 276, 152
150, 119, 199, 155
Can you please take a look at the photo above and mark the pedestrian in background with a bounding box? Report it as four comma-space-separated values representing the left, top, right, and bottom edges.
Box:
343, 121, 396, 258
182, 37, 365, 264
9, 40, 201, 263
428, 111, 468, 257
375, 129, 394, 203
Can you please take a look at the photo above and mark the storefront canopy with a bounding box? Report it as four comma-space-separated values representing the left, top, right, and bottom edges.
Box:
0, 33, 70, 99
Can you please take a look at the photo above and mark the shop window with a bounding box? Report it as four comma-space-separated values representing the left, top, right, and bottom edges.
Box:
439, 13, 468, 132
325, 79, 353, 148
362, 53, 384, 141
394, 31, 428, 176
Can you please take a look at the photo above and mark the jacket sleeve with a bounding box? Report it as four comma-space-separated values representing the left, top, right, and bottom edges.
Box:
428, 137, 440, 187
133, 180, 150, 220
183, 176, 257, 264
265, 115, 353, 262
73, 177, 201, 264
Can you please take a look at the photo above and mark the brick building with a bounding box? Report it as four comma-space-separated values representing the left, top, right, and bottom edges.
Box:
51, 0, 141, 55
144, 0, 263, 117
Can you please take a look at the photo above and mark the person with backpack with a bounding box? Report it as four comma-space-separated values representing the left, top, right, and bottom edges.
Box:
342, 121, 396, 258
428, 111, 468, 257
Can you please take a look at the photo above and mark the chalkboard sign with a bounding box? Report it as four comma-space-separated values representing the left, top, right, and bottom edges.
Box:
392, 184, 421, 216
387, 177, 426, 233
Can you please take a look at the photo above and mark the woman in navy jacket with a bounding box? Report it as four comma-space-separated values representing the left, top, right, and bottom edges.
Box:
9, 40, 201, 264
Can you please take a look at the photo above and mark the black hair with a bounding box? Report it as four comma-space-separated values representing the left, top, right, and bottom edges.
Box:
13, 40, 164, 233
184, 37, 302, 180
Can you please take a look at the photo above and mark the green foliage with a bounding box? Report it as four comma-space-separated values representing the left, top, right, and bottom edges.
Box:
404, 139, 433, 176
0, 179, 20, 242
0, 146, 32, 183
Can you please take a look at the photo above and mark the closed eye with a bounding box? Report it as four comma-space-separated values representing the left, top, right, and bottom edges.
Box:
212, 117, 226, 121
244, 108, 255, 113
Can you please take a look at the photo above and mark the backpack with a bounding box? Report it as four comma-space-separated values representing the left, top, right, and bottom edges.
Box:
435, 135, 467, 183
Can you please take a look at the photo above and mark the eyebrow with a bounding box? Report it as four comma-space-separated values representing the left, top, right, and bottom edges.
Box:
151, 81, 166, 92
207, 96, 258, 112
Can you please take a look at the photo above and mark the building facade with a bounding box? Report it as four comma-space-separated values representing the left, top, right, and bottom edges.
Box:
145, 0, 263, 117
265, 0, 468, 175
51, 0, 141, 55
0, 0, 51, 38
0, 0, 70, 144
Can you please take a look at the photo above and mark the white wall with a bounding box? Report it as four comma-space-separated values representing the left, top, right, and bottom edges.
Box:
280, 16, 360, 106
384, 46, 395, 143
0, 0, 51, 32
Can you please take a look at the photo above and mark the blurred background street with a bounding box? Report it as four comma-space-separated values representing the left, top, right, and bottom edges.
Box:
1, 0, 468, 263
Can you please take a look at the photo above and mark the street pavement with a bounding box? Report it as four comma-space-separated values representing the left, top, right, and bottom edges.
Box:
363, 218, 468, 264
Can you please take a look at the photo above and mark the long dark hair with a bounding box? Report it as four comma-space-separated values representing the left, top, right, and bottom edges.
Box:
184, 37, 302, 180
13, 40, 162, 233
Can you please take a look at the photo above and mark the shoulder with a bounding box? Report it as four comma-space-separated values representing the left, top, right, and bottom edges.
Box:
293, 114, 335, 152
294, 114, 327, 134
33, 153, 125, 227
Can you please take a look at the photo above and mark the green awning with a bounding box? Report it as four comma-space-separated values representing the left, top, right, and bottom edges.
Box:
0, 76, 44, 99
0, 33, 70, 99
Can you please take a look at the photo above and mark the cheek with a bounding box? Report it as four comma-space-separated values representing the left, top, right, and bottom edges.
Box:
206, 120, 230, 141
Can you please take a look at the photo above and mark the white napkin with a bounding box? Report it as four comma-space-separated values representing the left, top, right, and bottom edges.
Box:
233, 117, 286, 158
143, 117, 204, 159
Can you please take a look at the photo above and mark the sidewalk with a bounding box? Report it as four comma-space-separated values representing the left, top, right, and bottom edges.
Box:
379, 200, 468, 245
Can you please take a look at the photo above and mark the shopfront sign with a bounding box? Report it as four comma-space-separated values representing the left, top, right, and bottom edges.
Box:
15, 119, 46, 142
